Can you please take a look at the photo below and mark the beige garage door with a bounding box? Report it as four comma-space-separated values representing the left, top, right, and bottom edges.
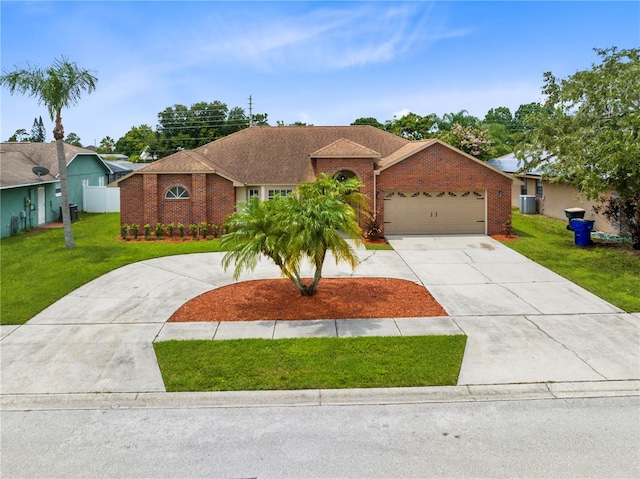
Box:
383, 191, 486, 235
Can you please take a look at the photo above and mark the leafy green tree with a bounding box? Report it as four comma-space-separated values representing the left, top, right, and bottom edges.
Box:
484, 122, 514, 157
517, 47, 640, 246
115, 124, 158, 157
7, 128, 29, 142
30, 116, 46, 142
512, 102, 548, 134
351, 117, 384, 129
65, 132, 82, 147
1, 56, 98, 248
384, 112, 438, 140
251, 113, 269, 126
484, 107, 514, 132
222, 174, 367, 296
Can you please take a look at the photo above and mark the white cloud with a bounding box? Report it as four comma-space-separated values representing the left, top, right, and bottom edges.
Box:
196, 3, 462, 72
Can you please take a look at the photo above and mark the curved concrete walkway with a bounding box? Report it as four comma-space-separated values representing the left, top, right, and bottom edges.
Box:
1, 235, 638, 408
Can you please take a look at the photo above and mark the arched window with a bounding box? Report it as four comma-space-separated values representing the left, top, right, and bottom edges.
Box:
334, 170, 357, 182
165, 186, 190, 199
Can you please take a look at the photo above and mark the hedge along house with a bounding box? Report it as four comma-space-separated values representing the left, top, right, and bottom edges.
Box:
116, 126, 512, 236
1, 142, 112, 238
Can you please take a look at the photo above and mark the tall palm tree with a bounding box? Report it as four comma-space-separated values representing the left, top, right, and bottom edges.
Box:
1, 56, 98, 248
222, 174, 367, 296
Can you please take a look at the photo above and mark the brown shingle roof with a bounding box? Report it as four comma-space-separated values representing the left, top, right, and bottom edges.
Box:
137, 126, 409, 185
311, 138, 381, 159
0, 142, 101, 188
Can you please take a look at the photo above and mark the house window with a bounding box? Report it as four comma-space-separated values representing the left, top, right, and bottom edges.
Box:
165, 186, 190, 199
82, 178, 89, 187
55, 185, 61, 197
248, 188, 260, 199
520, 181, 527, 195
99, 177, 105, 187
536, 179, 543, 196
268, 189, 292, 200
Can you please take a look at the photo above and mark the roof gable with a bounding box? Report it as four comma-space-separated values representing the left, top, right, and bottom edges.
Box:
311, 138, 381, 158
0, 142, 110, 189
378, 138, 513, 180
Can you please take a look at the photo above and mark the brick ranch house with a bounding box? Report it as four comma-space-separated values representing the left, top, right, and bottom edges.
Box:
115, 126, 513, 236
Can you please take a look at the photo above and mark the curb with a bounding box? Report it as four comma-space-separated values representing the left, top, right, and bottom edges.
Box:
2, 380, 638, 412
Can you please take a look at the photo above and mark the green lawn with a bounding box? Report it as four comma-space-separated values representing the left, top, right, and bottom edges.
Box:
501, 211, 640, 312
154, 335, 467, 391
0, 213, 222, 325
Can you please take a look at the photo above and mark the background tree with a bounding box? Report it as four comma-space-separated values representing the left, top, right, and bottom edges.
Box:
96, 135, 115, 154
251, 113, 269, 126
30, 116, 46, 142
7, 128, 30, 142
153, 101, 265, 156
114, 124, 158, 159
1, 56, 98, 248
222, 174, 367, 296
484, 107, 514, 131
64, 132, 82, 147
384, 112, 438, 140
351, 117, 384, 129
517, 47, 640, 247
440, 123, 494, 160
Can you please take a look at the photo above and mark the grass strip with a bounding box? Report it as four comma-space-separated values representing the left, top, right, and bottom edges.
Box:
154, 335, 467, 391
502, 211, 640, 312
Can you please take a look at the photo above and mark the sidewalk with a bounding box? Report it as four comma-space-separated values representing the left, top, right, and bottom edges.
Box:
1, 235, 638, 409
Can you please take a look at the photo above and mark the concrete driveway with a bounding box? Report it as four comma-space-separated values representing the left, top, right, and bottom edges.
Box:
1, 235, 638, 402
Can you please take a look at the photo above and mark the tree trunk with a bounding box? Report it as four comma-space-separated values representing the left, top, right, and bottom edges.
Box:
54, 114, 75, 249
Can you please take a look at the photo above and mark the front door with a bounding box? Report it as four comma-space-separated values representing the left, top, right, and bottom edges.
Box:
37, 187, 45, 225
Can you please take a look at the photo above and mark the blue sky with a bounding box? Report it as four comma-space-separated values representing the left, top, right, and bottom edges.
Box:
1, 1, 638, 147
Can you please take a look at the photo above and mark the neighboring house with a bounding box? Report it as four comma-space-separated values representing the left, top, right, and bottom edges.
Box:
487, 153, 613, 233
116, 126, 513, 236
0, 142, 112, 238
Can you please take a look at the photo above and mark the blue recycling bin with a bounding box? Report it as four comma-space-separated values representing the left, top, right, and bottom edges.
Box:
570, 219, 595, 246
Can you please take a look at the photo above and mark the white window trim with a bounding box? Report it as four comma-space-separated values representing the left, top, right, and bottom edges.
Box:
165, 186, 190, 199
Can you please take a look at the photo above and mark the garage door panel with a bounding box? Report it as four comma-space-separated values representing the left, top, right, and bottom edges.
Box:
384, 191, 485, 235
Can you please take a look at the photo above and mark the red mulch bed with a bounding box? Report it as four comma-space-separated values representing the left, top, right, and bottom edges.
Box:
490, 235, 519, 242
169, 277, 448, 322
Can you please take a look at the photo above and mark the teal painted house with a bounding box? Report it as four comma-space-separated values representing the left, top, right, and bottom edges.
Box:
1, 142, 112, 238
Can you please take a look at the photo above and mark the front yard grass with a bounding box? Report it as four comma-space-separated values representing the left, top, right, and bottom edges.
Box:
0, 213, 222, 325
502, 211, 640, 312
154, 335, 467, 391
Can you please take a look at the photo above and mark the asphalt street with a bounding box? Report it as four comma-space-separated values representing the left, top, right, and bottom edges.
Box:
2, 397, 638, 478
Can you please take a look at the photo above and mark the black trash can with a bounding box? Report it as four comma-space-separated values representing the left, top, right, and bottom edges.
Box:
60, 204, 79, 222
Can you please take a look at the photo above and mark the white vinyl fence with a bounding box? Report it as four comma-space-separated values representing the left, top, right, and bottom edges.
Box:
83, 186, 120, 213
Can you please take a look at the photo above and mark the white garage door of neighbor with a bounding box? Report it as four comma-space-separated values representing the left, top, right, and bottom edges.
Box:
383, 191, 486, 235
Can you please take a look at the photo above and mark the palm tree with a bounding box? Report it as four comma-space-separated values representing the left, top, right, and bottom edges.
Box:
1, 56, 98, 248
222, 174, 367, 296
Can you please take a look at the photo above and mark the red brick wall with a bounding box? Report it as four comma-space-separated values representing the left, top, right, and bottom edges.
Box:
158, 175, 193, 225
206, 175, 235, 227
119, 173, 236, 228
314, 157, 376, 224
119, 174, 143, 225
377, 143, 512, 235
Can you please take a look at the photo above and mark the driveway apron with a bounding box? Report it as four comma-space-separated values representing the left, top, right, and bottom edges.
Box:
1, 237, 638, 395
